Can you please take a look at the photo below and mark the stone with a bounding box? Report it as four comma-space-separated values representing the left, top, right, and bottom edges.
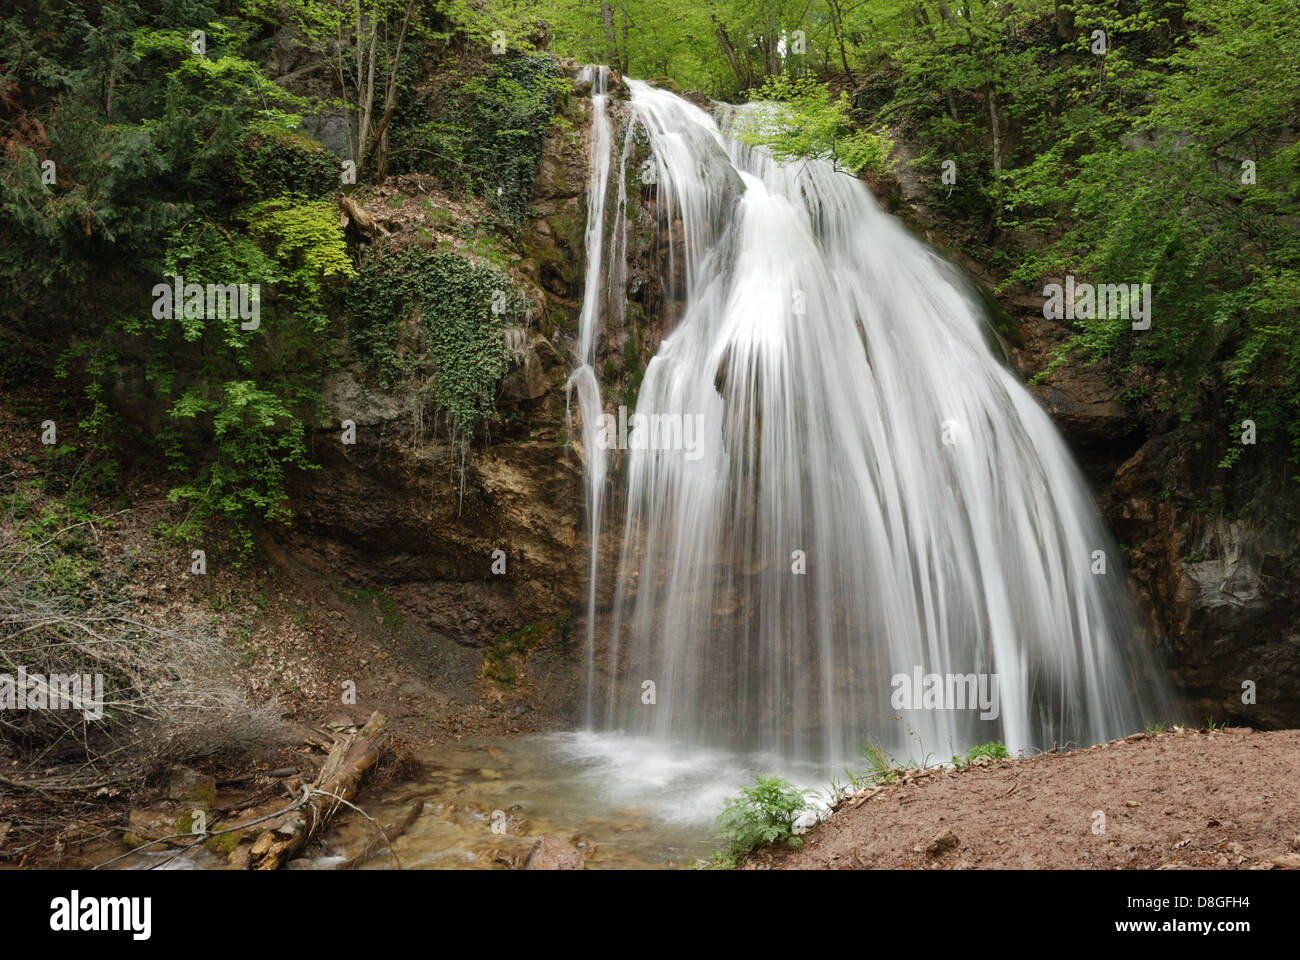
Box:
165, 765, 216, 807
925, 830, 959, 857
523, 836, 584, 870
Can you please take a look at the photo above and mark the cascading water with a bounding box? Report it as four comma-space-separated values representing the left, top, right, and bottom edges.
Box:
573, 74, 1176, 768
567, 66, 613, 708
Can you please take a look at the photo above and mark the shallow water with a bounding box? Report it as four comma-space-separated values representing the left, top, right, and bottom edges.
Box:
323, 731, 837, 869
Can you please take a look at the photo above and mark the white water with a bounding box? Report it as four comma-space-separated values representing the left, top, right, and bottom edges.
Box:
566, 66, 613, 706
573, 75, 1175, 768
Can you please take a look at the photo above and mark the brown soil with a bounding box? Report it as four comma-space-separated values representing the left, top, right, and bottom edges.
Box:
757, 727, 1300, 870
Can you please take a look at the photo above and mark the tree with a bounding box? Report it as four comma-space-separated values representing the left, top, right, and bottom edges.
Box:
244, 0, 419, 178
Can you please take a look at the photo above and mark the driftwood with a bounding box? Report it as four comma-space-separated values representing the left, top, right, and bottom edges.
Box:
337, 798, 422, 870
247, 712, 389, 870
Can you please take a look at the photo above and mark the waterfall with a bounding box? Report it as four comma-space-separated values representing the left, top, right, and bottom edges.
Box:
567, 66, 613, 724
573, 75, 1175, 766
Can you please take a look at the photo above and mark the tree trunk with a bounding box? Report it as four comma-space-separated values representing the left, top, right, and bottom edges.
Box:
620, 5, 630, 74
712, 16, 749, 90
600, 2, 620, 69
1053, 1, 1075, 42
246, 712, 390, 870
986, 83, 1004, 238
364, 0, 416, 178
827, 0, 855, 81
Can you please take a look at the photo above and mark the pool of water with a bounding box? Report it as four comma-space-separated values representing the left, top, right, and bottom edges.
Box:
322, 731, 838, 869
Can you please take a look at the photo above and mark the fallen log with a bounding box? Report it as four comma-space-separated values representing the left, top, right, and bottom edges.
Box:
247, 711, 389, 870
338, 195, 388, 242
338, 797, 422, 870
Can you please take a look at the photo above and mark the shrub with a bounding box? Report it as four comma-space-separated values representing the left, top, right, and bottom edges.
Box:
713, 774, 812, 860
389, 53, 561, 222
237, 132, 340, 202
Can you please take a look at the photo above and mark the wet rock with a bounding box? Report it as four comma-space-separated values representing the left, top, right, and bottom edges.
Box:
499, 336, 553, 402
125, 809, 193, 849
523, 836, 585, 870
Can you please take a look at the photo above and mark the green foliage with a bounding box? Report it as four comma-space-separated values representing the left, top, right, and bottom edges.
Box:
106, 199, 352, 555
237, 132, 341, 202
1005, 0, 1300, 466
857, 738, 903, 785
713, 774, 811, 860
165, 380, 315, 554
390, 53, 561, 222
951, 739, 1009, 769
735, 75, 892, 176
346, 246, 525, 449
244, 197, 356, 330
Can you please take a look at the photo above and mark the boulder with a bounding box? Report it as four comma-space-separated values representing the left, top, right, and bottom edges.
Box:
523, 836, 585, 870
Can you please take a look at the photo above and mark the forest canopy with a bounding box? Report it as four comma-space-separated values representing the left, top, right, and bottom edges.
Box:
1, 0, 1296, 562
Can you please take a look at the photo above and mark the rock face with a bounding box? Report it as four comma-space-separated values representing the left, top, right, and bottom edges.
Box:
1006, 303, 1144, 486
1003, 290, 1300, 728
1107, 434, 1300, 728
283, 67, 593, 650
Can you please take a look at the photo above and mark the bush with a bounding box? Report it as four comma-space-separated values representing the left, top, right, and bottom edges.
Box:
103, 199, 353, 555
237, 132, 340, 202
713, 774, 812, 860
0, 508, 286, 782
390, 53, 561, 222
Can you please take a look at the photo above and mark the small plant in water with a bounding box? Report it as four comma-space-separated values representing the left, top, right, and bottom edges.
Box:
705, 774, 811, 866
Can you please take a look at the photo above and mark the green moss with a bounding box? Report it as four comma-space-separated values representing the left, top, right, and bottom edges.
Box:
351, 586, 403, 628
482, 612, 573, 685
204, 828, 245, 856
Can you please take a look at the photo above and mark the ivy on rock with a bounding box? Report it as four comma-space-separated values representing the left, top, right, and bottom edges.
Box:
346, 245, 528, 451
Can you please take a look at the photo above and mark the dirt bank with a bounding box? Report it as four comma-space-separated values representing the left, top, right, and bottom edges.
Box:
759, 728, 1300, 870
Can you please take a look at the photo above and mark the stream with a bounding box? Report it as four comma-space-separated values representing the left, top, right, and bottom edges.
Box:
320, 731, 833, 869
